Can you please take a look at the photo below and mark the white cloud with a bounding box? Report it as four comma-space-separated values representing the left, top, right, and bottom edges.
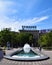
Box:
35, 16, 49, 23
36, 8, 52, 16
0, 0, 19, 16
0, 16, 49, 32
0, 0, 49, 32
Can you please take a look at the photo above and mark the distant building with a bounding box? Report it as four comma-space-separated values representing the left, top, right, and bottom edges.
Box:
19, 26, 39, 46
39, 29, 52, 36
19, 26, 52, 47
22, 26, 37, 30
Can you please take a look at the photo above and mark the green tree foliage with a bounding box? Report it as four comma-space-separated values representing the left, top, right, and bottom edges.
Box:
10, 32, 18, 47
38, 34, 47, 47
17, 33, 33, 47
29, 35, 33, 46
0, 28, 33, 47
38, 31, 52, 47
46, 31, 52, 47
0, 28, 11, 46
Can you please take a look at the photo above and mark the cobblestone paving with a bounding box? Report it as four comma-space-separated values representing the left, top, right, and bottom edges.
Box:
0, 48, 52, 65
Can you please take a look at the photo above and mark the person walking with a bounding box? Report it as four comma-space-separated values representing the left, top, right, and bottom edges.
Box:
0, 48, 4, 61
38, 45, 42, 52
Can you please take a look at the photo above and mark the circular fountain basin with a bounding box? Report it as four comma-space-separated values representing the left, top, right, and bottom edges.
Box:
4, 49, 49, 61
4, 44, 49, 61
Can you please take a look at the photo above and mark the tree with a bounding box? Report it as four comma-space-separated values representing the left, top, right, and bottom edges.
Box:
38, 34, 47, 47
10, 32, 18, 47
16, 32, 33, 47
0, 28, 34, 47
38, 31, 52, 47
46, 31, 52, 47
0, 28, 11, 46
29, 35, 33, 46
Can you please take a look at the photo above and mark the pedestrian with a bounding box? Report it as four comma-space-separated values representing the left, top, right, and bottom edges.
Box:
0, 48, 3, 61
39, 45, 42, 52
7, 41, 10, 50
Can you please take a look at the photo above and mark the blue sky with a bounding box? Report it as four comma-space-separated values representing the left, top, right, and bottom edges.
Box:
0, 0, 52, 31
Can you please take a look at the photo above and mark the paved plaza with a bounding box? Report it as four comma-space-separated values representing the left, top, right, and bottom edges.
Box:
0, 48, 52, 65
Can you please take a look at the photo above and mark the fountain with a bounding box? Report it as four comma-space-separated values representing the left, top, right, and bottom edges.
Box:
23, 44, 31, 53
4, 43, 49, 61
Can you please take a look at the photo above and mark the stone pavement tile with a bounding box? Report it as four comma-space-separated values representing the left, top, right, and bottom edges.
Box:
0, 60, 52, 65
0, 48, 52, 65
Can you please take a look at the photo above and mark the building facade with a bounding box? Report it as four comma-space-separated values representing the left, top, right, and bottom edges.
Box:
19, 26, 52, 47
19, 26, 39, 47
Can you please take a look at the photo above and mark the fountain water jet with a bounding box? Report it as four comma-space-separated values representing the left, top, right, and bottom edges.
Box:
23, 43, 31, 53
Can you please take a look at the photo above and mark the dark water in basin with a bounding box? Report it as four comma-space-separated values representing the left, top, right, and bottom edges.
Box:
14, 50, 38, 57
